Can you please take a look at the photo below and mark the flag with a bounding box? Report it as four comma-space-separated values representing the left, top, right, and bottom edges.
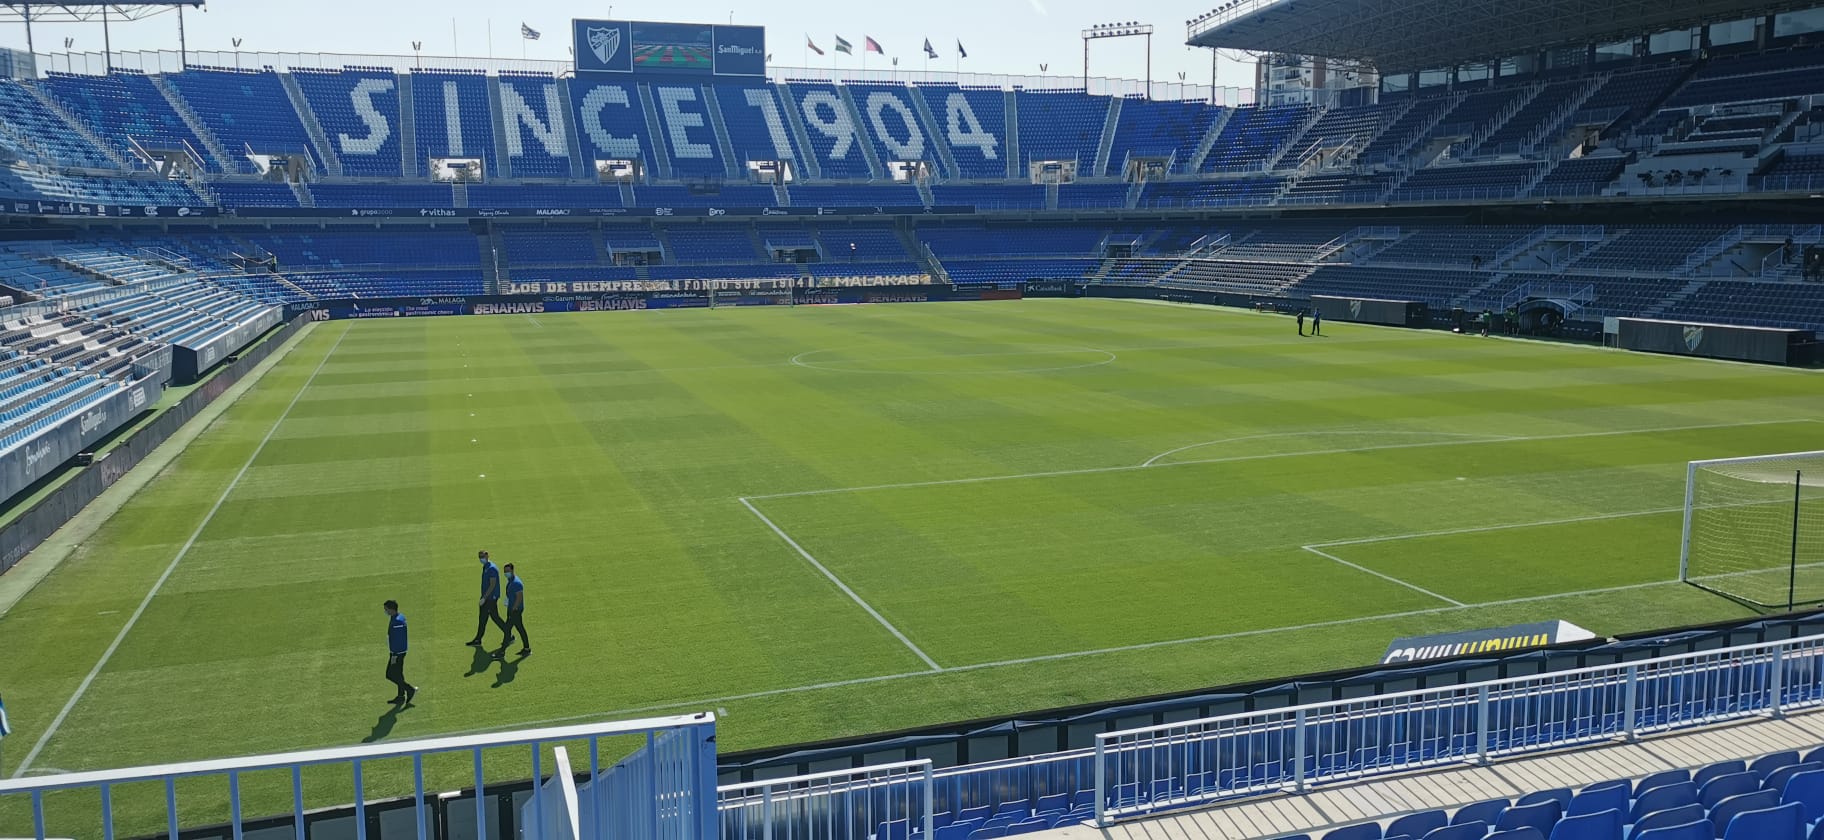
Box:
957, 40, 968, 58
520, 23, 541, 41
0, 694, 11, 739
865, 36, 883, 54
806, 35, 824, 56
923, 38, 939, 59
834, 35, 853, 55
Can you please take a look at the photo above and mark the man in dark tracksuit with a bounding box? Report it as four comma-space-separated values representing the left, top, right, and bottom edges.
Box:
1296, 310, 1305, 336
497, 564, 531, 658
468, 550, 507, 646
383, 600, 417, 706
1310, 308, 1322, 336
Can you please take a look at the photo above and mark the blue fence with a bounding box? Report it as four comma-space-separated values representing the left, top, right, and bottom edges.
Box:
710, 633, 1824, 838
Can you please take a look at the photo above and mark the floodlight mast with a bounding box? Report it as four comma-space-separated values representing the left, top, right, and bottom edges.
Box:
1083, 22, 1154, 99
5, 1, 206, 70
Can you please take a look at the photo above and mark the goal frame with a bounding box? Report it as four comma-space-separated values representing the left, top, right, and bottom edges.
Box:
1680, 450, 1821, 610
706, 278, 797, 309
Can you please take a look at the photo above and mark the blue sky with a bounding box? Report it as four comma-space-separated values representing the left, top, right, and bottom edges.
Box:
2, 0, 1259, 90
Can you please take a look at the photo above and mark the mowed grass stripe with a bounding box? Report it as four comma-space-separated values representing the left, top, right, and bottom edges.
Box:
0, 299, 1811, 807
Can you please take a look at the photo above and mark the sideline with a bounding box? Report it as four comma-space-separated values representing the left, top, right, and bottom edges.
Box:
10, 323, 348, 777
0, 321, 322, 620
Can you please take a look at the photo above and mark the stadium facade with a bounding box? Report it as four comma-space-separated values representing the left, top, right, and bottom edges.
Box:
3, 1, 1824, 838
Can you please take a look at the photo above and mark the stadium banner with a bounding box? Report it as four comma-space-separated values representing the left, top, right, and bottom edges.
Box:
171, 306, 284, 384
0, 377, 164, 508
1021, 281, 1080, 297
281, 285, 1014, 321
0, 316, 307, 578
226, 205, 973, 220
572, 19, 766, 78
0, 199, 217, 219
1381, 620, 1596, 665
1616, 317, 1814, 365
1312, 295, 1428, 328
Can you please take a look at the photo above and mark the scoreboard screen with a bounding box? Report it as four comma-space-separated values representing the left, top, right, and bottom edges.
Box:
574, 19, 766, 78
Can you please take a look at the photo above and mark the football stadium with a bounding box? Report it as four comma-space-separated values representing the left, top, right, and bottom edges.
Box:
1, 0, 1823, 837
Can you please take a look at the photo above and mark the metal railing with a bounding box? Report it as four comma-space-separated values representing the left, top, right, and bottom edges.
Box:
0, 713, 718, 840
1090, 634, 1824, 824
718, 761, 935, 840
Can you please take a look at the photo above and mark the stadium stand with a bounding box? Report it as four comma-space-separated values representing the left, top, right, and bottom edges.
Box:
163, 68, 320, 174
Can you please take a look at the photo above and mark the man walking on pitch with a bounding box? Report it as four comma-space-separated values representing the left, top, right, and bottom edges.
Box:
383, 600, 417, 706
497, 564, 531, 658
468, 550, 506, 647
1310, 308, 1322, 336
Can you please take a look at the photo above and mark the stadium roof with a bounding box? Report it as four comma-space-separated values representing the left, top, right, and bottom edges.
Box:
1, 1, 202, 23
1186, 0, 1817, 74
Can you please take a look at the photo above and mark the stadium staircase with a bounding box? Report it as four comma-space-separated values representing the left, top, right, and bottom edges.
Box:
1003, 90, 1021, 179
907, 90, 961, 178
637, 84, 674, 180
773, 84, 823, 180
701, 86, 745, 180
149, 74, 237, 174
485, 77, 513, 179
1186, 107, 1234, 173
834, 85, 888, 179
1093, 98, 1123, 176
396, 72, 418, 176
280, 73, 344, 178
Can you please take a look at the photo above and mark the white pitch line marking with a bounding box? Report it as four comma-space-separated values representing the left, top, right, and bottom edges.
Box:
738, 497, 942, 671
746, 419, 1814, 501
425, 576, 1691, 739
10, 324, 350, 779
1141, 430, 1510, 468
1300, 545, 1466, 606
790, 346, 1118, 375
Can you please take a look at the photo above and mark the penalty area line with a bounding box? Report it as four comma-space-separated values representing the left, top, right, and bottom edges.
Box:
9, 324, 351, 779
738, 497, 942, 671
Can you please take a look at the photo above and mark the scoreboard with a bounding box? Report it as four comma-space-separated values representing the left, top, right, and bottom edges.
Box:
573, 19, 766, 78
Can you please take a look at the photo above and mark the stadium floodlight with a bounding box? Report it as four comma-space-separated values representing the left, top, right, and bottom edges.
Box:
1082, 21, 1153, 100
4, 0, 204, 67
1681, 451, 1824, 611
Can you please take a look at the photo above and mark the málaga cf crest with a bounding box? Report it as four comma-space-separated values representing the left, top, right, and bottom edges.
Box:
589, 27, 622, 64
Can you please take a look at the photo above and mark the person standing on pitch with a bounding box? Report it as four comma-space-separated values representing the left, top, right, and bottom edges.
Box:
498, 564, 530, 657
383, 600, 417, 706
1311, 308, 1322, 336
468, 550, 506, 647
1296, 310, 1305, 336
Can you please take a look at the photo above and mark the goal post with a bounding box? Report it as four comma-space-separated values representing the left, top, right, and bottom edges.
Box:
1681, 451, 1824, 610
706, 278, 797, 309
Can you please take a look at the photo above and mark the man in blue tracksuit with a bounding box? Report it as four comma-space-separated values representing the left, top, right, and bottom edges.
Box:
468, 550, 507, 647
383, 600, 417, 706
497, 564, 530, 658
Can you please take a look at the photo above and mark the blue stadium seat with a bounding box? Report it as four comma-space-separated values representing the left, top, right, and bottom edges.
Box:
1454, 799, 1508, 826
1630, 782, 1698, 823
1638, 769, 1694, 798
1721, 802, 1804, 840
1628, 804, 1704, 839
1751, 752, 1803, 781
1496, 801, 1563, 835
1782, 769, 1824, 823
1709, 790, 1781, 837
1386, 810, 1447, 839
1546, 809, 1621, 840
1423, 822, 1487, 840
1320, 824, 1381, 840
1517, 790, 1574, 810
1631, 821, 1711, 840
1568, 783, 1628, 816
1489, 831, 1546, 840
1764, 763, 1822, 795
1694, 761, 1747, 789
1700, 773, 1761, 809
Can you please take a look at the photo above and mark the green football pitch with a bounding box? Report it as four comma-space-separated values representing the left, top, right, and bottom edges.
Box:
2, 297, 1820, 789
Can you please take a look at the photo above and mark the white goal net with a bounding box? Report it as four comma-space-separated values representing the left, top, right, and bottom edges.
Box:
1681, 451, 1824, 609
707, 279, 797, 308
